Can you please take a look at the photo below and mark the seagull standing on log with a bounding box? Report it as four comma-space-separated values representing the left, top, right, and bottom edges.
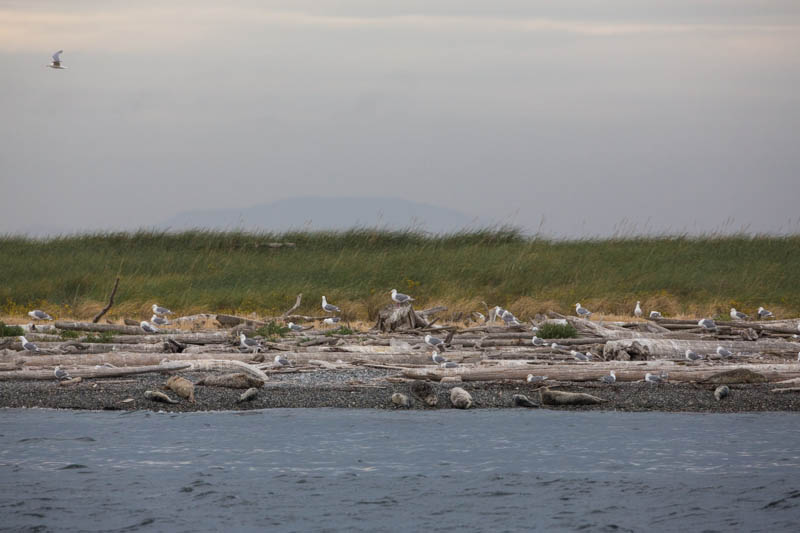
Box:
321, 296, 340, 313
730, 308, 749, 321
575, 303, 592, 318
390, 289, 414, 305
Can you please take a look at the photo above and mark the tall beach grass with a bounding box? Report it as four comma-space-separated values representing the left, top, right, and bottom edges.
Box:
1, 229, 798, 321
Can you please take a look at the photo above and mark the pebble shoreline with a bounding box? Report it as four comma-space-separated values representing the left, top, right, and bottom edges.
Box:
1, 369, 799, 412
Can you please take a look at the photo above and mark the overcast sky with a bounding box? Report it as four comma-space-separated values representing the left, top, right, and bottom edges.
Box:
1, 0, 799, 237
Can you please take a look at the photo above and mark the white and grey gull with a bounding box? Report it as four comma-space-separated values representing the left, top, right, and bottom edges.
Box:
28, 310, 53, 321
757, 307, 774, 319
730, 307, 749, 321
634, 301, 642, 318
54, 366, 70, 380
140, 321, 159, 334
600, 370, 616, 384
390, 289, 414, 304
575, 303, 592, 318
152, 304, 173, 316
649, 311, 662, 319
424, 334, 445, 352
685, 349, 703, 361
47, 50, 66, 69
239, 333, 260, 353
321, 296, 340, 313
18, 336, 39, 352
716, 346, 733, 358
151, 314, 170, 326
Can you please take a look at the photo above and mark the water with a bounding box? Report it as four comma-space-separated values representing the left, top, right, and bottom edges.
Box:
1, 409, 799, 532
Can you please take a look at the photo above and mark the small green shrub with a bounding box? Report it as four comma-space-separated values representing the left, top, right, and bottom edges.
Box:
256, 321, 290, 338
324, 326, 354, 336
59, 330, 79, 339
537, 322, 578, 339
0, 321, 24, 337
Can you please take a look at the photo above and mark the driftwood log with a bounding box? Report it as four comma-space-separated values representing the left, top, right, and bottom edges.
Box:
92, 277, 120, 323
604, 338, 800, 360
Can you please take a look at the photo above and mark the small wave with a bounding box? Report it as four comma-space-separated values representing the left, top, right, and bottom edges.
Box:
58, 464, 88, 470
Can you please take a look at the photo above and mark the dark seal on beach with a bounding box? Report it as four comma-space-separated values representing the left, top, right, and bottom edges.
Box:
512, 394, 539, 408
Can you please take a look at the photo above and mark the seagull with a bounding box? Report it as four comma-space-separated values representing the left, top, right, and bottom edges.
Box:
634, 301, 642, 318
797, 352, 800, 362
571, 350, 589, 362
575, 303, 592, 318
431, 351, 448, 365
490, 306, 504, 322
600, 370, 616, 384
322, 317, 340, 326
321, 296, 340, 313
645, 372, 665, 384
140, 321, 159, 334
54, 366, 70, 380
527, 374, 548, 383
287, 322, 303, 332
698, 318, 716, 329
274, 354, 290, 366
473, 311, 486, 323
531, 336, 546, 346
531, 325, 539, 333
649, 310, 662, 319
390, 289, 414, 304
18, 336, 39, 352
152, 304, 173, 316
442, 361, 459, 368
28, 310, 52, 321
730, 308, 749, 321
151, 314, 170, 326
501, 310, 521, 326
47, 50, 66, 69
757, 307, 774, 319
239, 333, 260, 353
716, 346, 733, 358
585, 351, 597, 360
424, 334, 445, 352
551, 342, 567, 350
685, 349, 703, 361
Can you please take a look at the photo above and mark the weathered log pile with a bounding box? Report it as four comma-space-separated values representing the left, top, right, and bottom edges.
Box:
1, 310, 799, 402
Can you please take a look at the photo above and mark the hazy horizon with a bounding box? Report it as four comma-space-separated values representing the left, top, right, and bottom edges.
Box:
1, 1, 799, 237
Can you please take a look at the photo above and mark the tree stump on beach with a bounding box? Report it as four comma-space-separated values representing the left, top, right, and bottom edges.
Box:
374, 302, 429, 333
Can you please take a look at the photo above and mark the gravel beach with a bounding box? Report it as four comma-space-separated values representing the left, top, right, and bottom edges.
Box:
2, 369, 799, 412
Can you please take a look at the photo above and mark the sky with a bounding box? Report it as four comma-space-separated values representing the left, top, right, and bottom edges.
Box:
1, 0, 799, 237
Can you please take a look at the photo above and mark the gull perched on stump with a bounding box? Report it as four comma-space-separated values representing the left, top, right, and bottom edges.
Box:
28, 310, 52, 321
239, 333, 260, 353
424, 334, 445, 352
152, 304, 173, 316
18, 336, 39, 352
47, 50, 66, 69
140, 321, 159, 334
323, 317, 340, 327
321, 296, 340, 313
600, 370, 616, 384
757, 307, 774, 319
730, 308, 749, 321
54, 366, 70, 380
390, 289, 414, 305
575, 303, 592, 318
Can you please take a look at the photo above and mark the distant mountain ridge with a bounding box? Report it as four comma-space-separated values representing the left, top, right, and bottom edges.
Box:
159, 196, 485, 233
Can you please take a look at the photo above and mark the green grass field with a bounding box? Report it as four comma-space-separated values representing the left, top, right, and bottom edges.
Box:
1, 229, 798, 322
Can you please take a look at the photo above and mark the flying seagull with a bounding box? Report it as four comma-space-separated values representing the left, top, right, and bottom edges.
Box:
649, 311, 662, 319
698, 318, 716, 329
600, 370, 616, 384
575, 303, 592, 318
424, 334, 445, 352
390, 289, 414, 304
274, 354, 290, 366
18, 336, 39, 352
54, 366, 70, 380
716, 346, 732, 358
634, 301, 642, 318
152, 304, 173, 315
239, 333, 260, 352
47, 50, 66, 69
757, 307, 774, 319
685, 349, 703, 361
287, 322, 303, 332
151, 314, 170, 326
527, 374, 548, 383
730, 308, 749, 321
321, 296, 340, 313
28, 310, 52, 321
140, 321, 159, 334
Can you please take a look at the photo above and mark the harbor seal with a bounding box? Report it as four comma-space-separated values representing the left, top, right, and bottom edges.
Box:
391, 393, 412, 408
539, 387, 607, 406
512, 394, 539, 408
714, 385, 730, 401
449, 387, 473, 409
144, 390, 179, 404
236, 387, 259, 403
410, 381, 438, 407
165, 376, 196, 403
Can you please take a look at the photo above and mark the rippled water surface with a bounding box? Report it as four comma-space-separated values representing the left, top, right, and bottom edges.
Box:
1, 409, 799, 532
